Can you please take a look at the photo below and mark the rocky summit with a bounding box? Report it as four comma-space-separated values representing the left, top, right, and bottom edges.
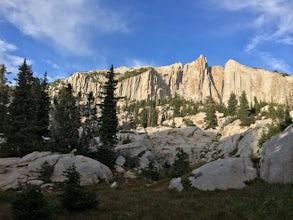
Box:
49, 54, 293, 106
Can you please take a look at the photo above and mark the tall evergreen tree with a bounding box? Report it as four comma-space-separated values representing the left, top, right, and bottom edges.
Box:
227, 92, 238, 116
1, 60, 49, 156
0, 64, 10, 133
78, 92, 99, 155
97, 65, 118, 167
238, 91, 254, 126
204, 96, 217, 129
50, 84, 80, 153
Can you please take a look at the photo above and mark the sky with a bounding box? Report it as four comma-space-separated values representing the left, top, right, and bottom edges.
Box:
0, 0, 292, 82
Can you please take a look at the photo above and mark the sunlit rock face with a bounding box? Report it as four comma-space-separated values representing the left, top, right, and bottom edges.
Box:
49, 54, 293, 107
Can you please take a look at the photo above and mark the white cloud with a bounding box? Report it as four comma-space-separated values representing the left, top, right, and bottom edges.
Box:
125, 58, 155, 68
0, 0, 129, 55
259, 51, 291, 73
213, 0, 293, 72
214, 0, 293, 47
0, 38, 29, 75
43, 59, 60, 70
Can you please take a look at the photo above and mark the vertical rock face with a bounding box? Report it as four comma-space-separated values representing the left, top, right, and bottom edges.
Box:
49, 55, 293, 106
222, 60, 293, 104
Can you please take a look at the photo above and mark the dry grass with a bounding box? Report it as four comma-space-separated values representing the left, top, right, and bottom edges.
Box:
0, 178, 292, 220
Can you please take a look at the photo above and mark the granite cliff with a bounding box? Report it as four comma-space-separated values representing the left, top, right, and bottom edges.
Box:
49, 55, 293, 106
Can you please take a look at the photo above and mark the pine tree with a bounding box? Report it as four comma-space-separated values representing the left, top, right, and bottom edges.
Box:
227, 92, 238, 116
238, 91, 254, 126
78, 92, 99, 155
50, 84, 80, 153
97, 65, 118, 167
204, 96, 217, 129
0, 64, 10, 133
1, 60, 49, 156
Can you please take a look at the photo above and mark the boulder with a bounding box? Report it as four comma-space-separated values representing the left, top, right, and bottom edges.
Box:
189, 158, 257, 190
21, 151, 52, 163
168, 177, 183, 192
51, 155, 113, 185
260, 124, 293, 183
27, 154, 61, 172
0, 167, 28, 190
0, 157, 21, 167
115, 155, 126, 166
124, 170, 137, 179
0, 164, 6, 174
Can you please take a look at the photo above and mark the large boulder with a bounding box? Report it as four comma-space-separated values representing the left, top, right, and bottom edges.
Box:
51, 154, 113, 185
260, 124, 293, 183
0, 152, 113, 190
168, 177, 183, 192
0, 167, 28, 190
217, 119, 271, 159
188, 158, 257, 190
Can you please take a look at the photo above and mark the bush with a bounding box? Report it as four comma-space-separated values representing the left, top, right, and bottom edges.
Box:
96, 148, 116, 169
59, 165, 98, 212
40, 161, 54, 183
124, 154, 140, 169
142, 159, 160, 181
164, 148, 191, 178
11, 185, 52, 220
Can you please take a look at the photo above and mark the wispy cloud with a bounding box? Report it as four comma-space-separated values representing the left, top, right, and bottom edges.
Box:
0, 0, 129, 55
259, 51, 291, 73
125, 58, 155, 68
0, 38, 29, 74
42, 59, 60, 70
213, 0, 293, 72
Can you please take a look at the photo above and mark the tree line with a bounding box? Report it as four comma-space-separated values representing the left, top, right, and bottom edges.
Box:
0, 61, 118, 168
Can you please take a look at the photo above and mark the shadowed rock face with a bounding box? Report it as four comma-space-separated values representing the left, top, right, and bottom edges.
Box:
260, 124, 293, 184
49, 55, 293, 106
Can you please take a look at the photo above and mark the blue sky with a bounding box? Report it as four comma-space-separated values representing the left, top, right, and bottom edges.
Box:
0, 0, 292, 81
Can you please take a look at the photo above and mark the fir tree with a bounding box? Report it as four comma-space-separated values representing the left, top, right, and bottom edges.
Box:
78, 92, 99, 155
1, 60, 49, 156
50, 84, 80, 153
227, 92, 238, 116
0, 64, 10, 133
238, 91, 254, 126
97, 65, 119, 167
204, 96, 217, 129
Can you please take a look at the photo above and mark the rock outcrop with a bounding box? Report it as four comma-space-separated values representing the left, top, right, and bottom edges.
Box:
0, 152, 113, 190
188, 158, 257, 190
48, 55, 293, 106
260, 124, 293, 183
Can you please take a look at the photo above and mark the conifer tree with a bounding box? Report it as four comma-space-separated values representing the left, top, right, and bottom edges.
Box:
97, 65, 118, 167
227, 92, 238, 116
204, 96, 217, 129
78, 92, 99, 155
0, 64, 10, 133
50, 84, 80, 153
238, 91, 254, 126
1, 60, 49, 156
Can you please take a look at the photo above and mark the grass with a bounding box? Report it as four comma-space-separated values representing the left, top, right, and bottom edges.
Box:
0, 178, 292, 220
117, 67, 152, 82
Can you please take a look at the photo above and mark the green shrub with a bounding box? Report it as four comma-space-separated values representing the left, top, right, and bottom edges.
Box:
142, 159, 160, 181
124, 154, 140, 169
11, 185, 52, 220
183, 118, 195, 126
96, 148, 116, 169
164, 148, 191, 178
118, 67, 151, 82
40, 161, 54, 183
59, 165, 98, 212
